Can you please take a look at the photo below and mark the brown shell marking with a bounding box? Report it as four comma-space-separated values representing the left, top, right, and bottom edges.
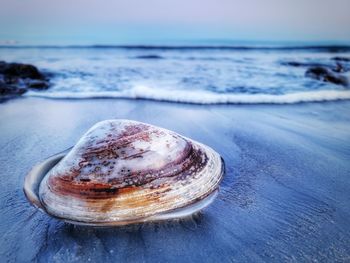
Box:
46, 123, 208, 201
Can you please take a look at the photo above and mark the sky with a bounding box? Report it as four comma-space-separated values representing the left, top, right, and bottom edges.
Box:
0, 0, 350, 45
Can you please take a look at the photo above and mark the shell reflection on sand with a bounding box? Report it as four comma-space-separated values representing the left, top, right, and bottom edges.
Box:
24, 119, 224, 226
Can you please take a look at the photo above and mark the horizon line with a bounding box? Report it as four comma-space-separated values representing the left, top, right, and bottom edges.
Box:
1, 43, 350, 52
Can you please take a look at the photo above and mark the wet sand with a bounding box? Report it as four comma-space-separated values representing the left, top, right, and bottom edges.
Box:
0, 97, 349, 262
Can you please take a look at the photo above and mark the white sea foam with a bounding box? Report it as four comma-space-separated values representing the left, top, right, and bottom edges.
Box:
25, 85, 350, 104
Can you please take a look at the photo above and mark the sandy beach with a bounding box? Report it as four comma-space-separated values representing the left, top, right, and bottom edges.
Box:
0, 97, 349, 262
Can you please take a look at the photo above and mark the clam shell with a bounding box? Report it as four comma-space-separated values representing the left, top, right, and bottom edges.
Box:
24, 120, 224, 226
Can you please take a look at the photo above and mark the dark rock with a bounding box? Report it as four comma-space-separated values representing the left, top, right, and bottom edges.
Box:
0, 80, 27, 96
0, 61, 50, 97
281, 60, 350, 73
0, 62, 45, 80
283, 58, 350, 86
305, 66, 349, 87
0, 61, 6, 71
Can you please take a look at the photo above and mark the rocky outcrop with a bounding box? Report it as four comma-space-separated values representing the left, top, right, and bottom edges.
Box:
305, 66, 349, 87
0, 61, 50, 97
281, 58, 350, 87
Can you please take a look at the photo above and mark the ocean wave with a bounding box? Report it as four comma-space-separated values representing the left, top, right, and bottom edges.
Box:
25, 86, 350, 104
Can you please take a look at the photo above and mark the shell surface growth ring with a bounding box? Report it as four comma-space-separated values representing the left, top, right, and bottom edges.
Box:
27, 120, 224, 226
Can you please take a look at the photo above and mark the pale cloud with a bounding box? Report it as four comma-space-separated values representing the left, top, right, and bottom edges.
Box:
0, 0, 349, 44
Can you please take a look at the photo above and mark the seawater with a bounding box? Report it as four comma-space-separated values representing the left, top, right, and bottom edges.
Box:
1, 45, 349, 104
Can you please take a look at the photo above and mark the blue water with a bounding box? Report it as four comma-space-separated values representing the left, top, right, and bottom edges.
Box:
1, 45, 350, 104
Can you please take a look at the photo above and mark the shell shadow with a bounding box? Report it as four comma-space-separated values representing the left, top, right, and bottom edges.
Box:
54, 210, 207, 236
39, 211, 216, 261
